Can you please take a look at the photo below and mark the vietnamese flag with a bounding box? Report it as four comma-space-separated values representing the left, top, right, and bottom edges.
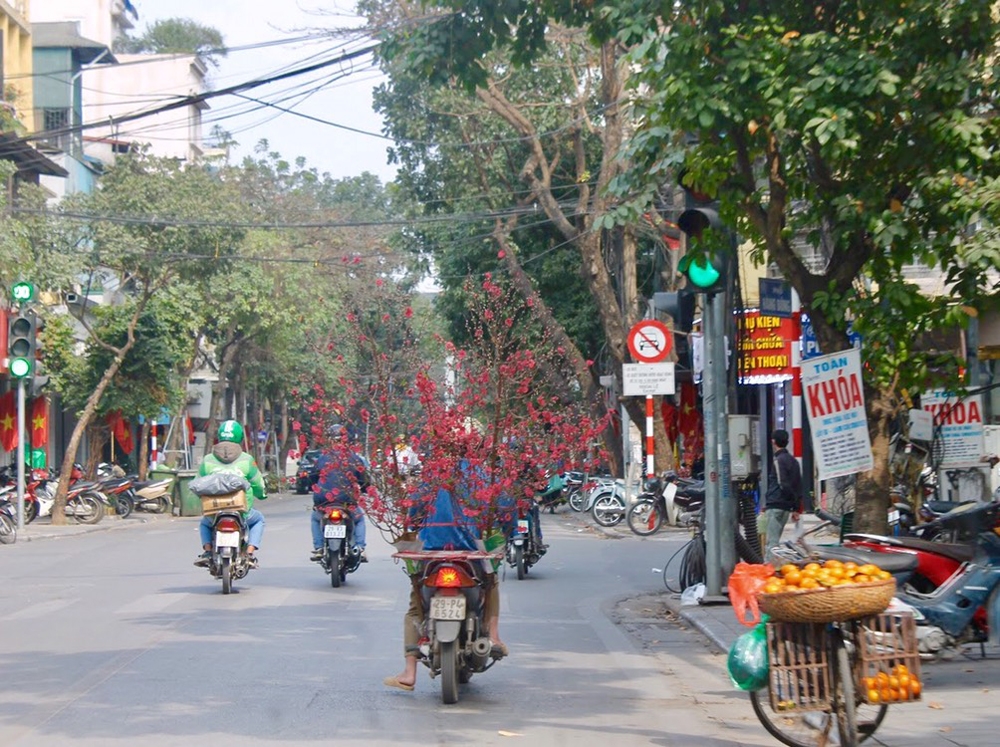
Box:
0, 391, 16, 452
31, 397, 48, 448
107, 410, 134, 453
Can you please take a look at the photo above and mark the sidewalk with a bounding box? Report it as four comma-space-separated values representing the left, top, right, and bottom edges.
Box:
14, 512, 174, 542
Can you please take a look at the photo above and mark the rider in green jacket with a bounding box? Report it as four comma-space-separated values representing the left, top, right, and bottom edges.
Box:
194, 420, 268, 567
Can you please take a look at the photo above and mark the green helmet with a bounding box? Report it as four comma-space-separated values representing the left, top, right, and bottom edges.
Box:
218, 420, 244, 444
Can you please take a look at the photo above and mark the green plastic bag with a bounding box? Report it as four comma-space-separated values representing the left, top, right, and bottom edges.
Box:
727, 619, 769, 692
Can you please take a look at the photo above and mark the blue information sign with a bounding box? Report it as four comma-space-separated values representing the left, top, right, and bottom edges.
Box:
759, 278, 793, 318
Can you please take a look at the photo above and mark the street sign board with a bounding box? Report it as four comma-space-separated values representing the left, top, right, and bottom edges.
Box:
623, 362, 675, 396
627, 320, 672, 363
759, 278, 792, 318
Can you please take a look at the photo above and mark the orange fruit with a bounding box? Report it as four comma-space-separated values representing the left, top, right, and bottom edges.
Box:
911, 680, 922, 697
897, 674, 911, 690
783, 570, 803, 586
888, 676, 899, 689
895, 664, 909, 676
844, 561, 859, 570
876, 672, 890, 686
780, 564, 800, 577
859, 564, 879, 576
880, 687, 893, 702
853, 574, 871, 584
867, 689, 880, 703
823, 559, 844, 569
799, 577, 820, 589
804, 562, 822, 573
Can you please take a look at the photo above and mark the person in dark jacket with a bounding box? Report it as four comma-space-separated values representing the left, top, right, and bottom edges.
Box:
762, 429, 802, 562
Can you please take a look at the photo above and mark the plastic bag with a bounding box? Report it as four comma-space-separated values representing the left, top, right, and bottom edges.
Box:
680, 582, 706, 606
188, 472, 251, 497
728, 561, 774, 627
727, 620, 769, 691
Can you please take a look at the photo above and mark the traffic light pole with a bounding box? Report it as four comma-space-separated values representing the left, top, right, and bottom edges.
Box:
702, 295, 722, 598
16, 376, 25, 530
712, 290, 735, 581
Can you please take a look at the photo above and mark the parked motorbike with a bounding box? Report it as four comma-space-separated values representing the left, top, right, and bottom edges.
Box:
816, 503, 1000, 657
0, 497, 16, 544
535, 472, 568, 513
626, 472, 704, 534
506, 505, 545, 579
404, 549, 505, 704
317, 504, 362, 587
129, 477, 174, 514
26, 466, 105, 524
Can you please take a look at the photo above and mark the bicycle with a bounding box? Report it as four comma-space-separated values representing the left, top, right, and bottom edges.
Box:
661, 505, 763, 593
749, 616, 898, 747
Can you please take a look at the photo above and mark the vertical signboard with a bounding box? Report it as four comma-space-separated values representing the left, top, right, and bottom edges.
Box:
922, 390, 985, 468
802, 348, 874, 480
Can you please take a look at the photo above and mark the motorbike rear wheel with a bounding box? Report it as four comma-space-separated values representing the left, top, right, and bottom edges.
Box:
440, 640, 460, 704
329, 552, 342, 588
114, 494, 134, 518
515, 544, 526, 580
627, 499, 664, 536
568, 489, 586, 512
221, 556, 233, 594
591, 491, 625, 527
0, 513, 16, 544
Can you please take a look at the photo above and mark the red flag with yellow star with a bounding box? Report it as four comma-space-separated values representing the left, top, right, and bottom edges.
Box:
31, 396, 48, 448
0, 391, 17, 452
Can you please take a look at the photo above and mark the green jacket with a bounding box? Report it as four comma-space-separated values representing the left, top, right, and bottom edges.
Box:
198, 441, 267, 513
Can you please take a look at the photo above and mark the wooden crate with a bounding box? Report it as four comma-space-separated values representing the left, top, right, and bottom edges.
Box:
200, 490, 248, 515
853, 612, 923, 704
765, 620, 832, 712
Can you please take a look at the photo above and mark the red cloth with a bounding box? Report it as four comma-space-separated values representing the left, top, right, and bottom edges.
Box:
677, 382, 703, 465
0, 391, 16, 452
31, 397, 47, 448
107, 410, 134, 453
660, 400, 679, 445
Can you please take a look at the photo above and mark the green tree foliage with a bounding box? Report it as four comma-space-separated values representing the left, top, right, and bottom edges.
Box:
115, 18, 227, 67
392, 0, 1000, 532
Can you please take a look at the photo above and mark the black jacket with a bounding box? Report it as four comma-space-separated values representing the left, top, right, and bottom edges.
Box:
764, 447, 802, 512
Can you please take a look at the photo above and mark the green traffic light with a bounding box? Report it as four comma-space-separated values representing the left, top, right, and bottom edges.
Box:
9, 357, 31, 378
687, 256, 721, 288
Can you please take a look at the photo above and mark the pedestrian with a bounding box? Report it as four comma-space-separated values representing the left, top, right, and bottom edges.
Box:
762, 429, 802, 562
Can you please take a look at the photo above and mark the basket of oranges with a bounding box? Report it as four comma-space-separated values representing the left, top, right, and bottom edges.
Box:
757, 559, 896, 623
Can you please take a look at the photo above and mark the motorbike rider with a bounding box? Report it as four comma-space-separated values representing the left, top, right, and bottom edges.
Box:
384, 420, 511, 692
194, 420, 267, 568
310, 424, 369, 563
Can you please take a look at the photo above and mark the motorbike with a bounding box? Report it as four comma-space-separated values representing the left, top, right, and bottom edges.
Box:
0, 497, 16, 544
506, 504, 545, 579
317, 504, 362, 587
400, 548, 505, 704
205, 508, 254, 594
535, 472, 568, 513
24, 466, 105, 525
811, 503, 1000, 657
626, 472, 703, 534
129, 477, 174, 514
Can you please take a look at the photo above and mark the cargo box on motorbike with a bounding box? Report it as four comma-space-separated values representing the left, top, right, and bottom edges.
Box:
201, 490, 248, 515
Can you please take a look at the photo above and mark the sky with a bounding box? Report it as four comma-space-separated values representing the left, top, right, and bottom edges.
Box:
133, 0, 397, 184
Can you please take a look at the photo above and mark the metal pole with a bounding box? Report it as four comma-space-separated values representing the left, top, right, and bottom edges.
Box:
702, 295, 721, 597
16, 377, 26, 530
713, 291, 735, 582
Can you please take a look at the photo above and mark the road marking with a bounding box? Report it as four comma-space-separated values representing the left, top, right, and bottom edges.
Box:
2, 598, 78, 621
115, 593, 187, 616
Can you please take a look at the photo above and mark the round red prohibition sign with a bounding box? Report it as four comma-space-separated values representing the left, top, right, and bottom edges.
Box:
627, 319, 672, 363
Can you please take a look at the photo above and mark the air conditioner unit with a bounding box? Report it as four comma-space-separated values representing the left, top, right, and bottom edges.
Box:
65, 293, 80, 304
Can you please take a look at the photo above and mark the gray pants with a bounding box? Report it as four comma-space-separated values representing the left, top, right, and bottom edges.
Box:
763, 508, 791, 562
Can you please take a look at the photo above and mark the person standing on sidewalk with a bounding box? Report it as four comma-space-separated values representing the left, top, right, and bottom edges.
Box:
762, 429, 802, 562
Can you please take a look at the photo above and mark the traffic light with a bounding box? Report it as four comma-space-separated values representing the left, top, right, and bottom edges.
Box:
677, 206, 731, 295
8, 307, 37, 379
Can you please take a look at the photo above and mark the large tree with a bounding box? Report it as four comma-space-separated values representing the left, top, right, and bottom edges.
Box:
383, 1, 1000, 533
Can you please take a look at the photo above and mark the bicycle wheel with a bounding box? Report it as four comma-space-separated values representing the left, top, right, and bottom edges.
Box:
833, 637, 859, 746
662, 540, 691, 593
749, 684, 887, 746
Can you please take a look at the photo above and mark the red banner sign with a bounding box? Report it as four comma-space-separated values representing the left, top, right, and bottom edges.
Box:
737, 310, 797, 382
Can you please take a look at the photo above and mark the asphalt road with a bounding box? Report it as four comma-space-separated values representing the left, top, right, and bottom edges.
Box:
3, 493, 913, 747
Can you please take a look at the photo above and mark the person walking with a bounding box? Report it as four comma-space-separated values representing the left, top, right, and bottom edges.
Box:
762, 428, 802, 562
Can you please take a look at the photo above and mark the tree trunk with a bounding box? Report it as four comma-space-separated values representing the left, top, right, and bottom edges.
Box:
853, 393, 894, 534
51, 347, 132, 524
204, 338, 240, 459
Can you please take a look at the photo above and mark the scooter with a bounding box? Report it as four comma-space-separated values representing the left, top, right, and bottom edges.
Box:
626, 471, 705, 535
316, 504, 362, 587
535, 472, 568, 513
0, 497, 16, 544
205, 508, 254, 595
129, 477, 174, 513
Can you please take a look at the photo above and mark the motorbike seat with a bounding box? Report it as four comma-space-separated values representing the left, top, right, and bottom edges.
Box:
925, 500, 975, 515
844, 534, 976, 564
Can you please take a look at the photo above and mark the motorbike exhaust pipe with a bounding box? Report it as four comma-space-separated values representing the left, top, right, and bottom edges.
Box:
468, 637, 492, 669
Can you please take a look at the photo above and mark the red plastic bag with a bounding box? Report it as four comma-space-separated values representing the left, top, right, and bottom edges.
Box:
728, 561, 774, 627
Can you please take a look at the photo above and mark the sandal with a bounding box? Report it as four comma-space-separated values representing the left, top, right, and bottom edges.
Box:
383, 676, 415, 692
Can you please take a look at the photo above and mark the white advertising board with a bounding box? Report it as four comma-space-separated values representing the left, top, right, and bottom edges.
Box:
622, 362, 676, 396
922, 389, 985, 468
802, 348, 874, 480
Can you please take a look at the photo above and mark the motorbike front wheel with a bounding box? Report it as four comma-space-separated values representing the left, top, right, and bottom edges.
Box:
568, 489, 586, 512
114, 494, 134, 518
591, 492, 625, 527
627, 499, 664, 536
71, 494, 104, 524
440, 640, 460, 704
25, 499, 38, 524
0, 513, 16, 544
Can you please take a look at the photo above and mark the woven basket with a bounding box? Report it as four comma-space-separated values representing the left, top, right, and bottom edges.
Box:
758, 579, 895, 623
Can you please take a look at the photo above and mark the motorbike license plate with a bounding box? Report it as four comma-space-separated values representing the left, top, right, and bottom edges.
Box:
216, 532, 240, 548
324, 524, 347, 539
429, 595, 466, 620
517, 519, 529, 533
888, 510, 900, 525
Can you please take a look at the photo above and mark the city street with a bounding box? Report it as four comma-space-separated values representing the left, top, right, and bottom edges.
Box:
0, 495, 996, 746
